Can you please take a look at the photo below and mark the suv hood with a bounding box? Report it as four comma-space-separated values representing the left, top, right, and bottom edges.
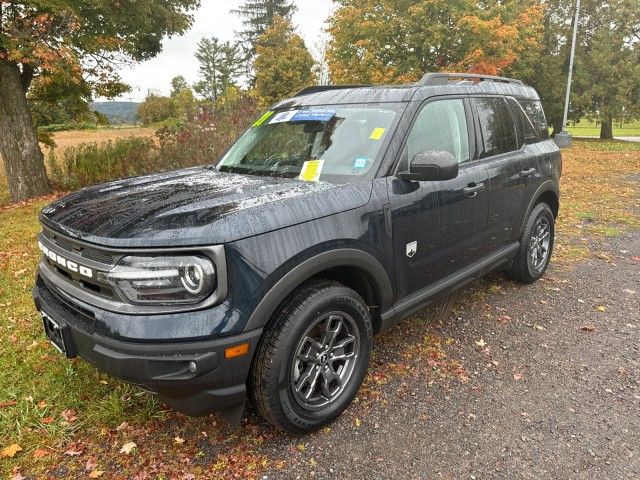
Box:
40, 167, 373, 248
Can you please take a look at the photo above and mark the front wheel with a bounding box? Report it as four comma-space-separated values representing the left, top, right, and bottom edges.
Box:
509, 202, 555, 283
250, 281, 372, 433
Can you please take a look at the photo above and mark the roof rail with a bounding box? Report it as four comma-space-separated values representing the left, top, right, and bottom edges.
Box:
419, 72, 524, 87
294, 84, 369, 97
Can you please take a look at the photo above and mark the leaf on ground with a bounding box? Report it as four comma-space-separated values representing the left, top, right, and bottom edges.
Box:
513, 373, 524, 381
88, 470, 105, 478
11, 474, 26, 480
1, 444, 23, 458
33, 448, 49, 459
0, 400, 17, 408
596, 305, 606, 312
41, 416, 54, 424
13, 268, 27, 278
60, 409, 78, 422
120, 441, 137, 454
354, 417, 362, 427
475, 338, 487, 348
174, 436, 185, 445
115, 422, 129, 431
581, 325, 596, 332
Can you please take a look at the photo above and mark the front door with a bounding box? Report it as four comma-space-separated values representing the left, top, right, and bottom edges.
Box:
388, 97, 490, 300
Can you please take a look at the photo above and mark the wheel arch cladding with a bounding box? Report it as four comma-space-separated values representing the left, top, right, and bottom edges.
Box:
245, 249, 393, 333
520, 181, 559, 236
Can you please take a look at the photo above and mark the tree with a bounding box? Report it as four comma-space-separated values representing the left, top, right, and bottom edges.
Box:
233, 0, 296, 55
194, 37, 245, 103
326, 0, 543, 85
254, 17, 316, 105
170, 76, 191, 97
571, 0, 640, 138
137, 93, 177, 125
0, 0, 199, 202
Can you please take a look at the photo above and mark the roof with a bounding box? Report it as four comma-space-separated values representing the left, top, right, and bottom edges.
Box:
272, 73, 540, 109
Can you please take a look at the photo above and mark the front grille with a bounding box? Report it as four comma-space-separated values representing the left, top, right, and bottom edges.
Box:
40, 227, 121, 302
43, 228, 115, 265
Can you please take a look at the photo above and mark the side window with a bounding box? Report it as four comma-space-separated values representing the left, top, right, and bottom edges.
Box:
405, 99, 470, 164
507, 97, 538, 146
518, 100, 549, 141
473, 97, 518, 158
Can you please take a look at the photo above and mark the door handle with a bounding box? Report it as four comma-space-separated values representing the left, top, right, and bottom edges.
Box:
520, 168, 536, 178
463, 182, 485, 198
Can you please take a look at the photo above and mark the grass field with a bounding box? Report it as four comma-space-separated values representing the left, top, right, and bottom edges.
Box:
0, 139, 638, 478
566, 118, 640, 137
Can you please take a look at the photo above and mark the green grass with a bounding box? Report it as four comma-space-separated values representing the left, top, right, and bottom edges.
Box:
566, 118, 640, 137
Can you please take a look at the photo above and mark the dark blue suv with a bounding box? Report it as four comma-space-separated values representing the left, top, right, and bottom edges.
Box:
33, 73, 561, 433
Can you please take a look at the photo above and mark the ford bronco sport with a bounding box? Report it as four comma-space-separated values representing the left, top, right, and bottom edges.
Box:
33, 72, 561, 433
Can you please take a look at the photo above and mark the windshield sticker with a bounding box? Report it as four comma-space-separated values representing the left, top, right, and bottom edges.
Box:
269, 110, 300, 124
252, 111, 274, 127
370, 127, 386, 140
292, 110, 337, 122
299, 160, 324, 182
353, 157, 368, 170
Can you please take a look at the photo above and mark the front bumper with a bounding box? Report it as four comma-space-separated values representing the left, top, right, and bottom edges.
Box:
33, 276, 262, 421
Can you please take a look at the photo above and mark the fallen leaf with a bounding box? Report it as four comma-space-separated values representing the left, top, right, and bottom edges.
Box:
11, 474, 25, 480
475, 338, 487, 348
0, 400, 17, 408
33, 448, 49, 459
1, 444, 23, 458
174, 436, 185, 445
596, 305, 606, 312
115, 422, 129, 431
64, 448, 83, 457
41, 416, 54, 424
88, 471, 105, 478
85, 458, 98, 471
354, 418, 362, 427
61, 409, 78, 422
120, 442, 137, 454
513, 373, 524, 381
37, 400, 47, 409
13, 268, 27, 278
581, 325, 596, 332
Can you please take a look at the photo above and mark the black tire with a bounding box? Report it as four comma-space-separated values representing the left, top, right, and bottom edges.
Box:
249, 280, 372, 433
509, 202, 555, 283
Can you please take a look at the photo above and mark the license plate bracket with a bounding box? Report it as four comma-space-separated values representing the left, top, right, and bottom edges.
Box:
41, 311, 75, 358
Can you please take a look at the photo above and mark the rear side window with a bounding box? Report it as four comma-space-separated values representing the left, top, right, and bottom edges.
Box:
473, 97, 518, 158
518, 100, 549, 141
405, 98, 470, 164
507, 98, 538, 146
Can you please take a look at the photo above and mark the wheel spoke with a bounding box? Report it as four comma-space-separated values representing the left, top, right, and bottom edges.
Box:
295, 365, 315, 393
321, 366, 340, 397
330, 351, 355, 361
323, 315, 343, 348
304, 368, 322, 399
331, 334, 355, 352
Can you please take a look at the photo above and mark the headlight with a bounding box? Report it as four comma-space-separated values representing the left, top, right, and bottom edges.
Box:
98, 255, 216, 306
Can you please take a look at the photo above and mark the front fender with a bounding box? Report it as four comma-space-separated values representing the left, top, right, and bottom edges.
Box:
244, 248, 393, 331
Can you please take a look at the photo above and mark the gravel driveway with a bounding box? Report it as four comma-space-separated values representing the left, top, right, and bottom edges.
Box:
257, 231, 640, 480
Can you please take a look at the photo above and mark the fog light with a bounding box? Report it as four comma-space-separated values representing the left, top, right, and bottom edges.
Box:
225, 343, 250, 359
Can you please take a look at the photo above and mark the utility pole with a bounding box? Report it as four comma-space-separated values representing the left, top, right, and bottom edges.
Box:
556, 0, 581, 148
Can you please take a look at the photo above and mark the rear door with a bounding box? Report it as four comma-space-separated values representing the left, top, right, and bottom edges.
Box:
470, 97, 528, 251
387, 97, 490, 299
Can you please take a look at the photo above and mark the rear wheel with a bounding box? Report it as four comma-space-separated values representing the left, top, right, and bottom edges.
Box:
250, 281, 372, 433
509, 202, 555, 283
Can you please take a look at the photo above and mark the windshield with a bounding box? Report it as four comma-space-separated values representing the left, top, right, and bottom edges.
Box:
217, 105, 398, 182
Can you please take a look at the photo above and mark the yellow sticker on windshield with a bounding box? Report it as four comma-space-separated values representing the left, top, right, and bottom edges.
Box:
252, 111, 274, 127
299, 160, 324, 182
370, 127, 386, 140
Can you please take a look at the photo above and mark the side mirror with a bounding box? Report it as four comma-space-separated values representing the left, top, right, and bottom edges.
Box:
397, 150, 459, 182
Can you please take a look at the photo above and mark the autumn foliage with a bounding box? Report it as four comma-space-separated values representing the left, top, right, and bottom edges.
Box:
326, 0, 544, 84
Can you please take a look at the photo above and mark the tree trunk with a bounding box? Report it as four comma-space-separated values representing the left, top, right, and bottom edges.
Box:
600, 115, 614, 140
0, 60, 51, 202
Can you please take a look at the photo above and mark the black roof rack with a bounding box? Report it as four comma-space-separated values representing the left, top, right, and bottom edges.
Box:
294, 85, 369, 97
419, 72, 524, 86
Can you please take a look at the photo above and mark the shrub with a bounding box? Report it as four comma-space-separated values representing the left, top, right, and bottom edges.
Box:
50, 137, 160, 190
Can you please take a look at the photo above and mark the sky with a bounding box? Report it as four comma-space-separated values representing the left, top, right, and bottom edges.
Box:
113, 0, 335, 102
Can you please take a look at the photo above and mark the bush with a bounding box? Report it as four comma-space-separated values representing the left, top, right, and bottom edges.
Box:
50, 137, 160, 190
39, 122, 99, 132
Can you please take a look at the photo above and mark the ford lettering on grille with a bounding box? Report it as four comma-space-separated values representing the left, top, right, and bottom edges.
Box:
38, 241, 94, 278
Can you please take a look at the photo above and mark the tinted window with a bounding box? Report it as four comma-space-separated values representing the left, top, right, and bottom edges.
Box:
474, 97, 518, 158
519, 100, 549, 140
507, 98, 538, 146
405, 99, 470, 164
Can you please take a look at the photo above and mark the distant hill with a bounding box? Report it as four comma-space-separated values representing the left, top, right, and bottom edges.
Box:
90, 101, 140, 125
